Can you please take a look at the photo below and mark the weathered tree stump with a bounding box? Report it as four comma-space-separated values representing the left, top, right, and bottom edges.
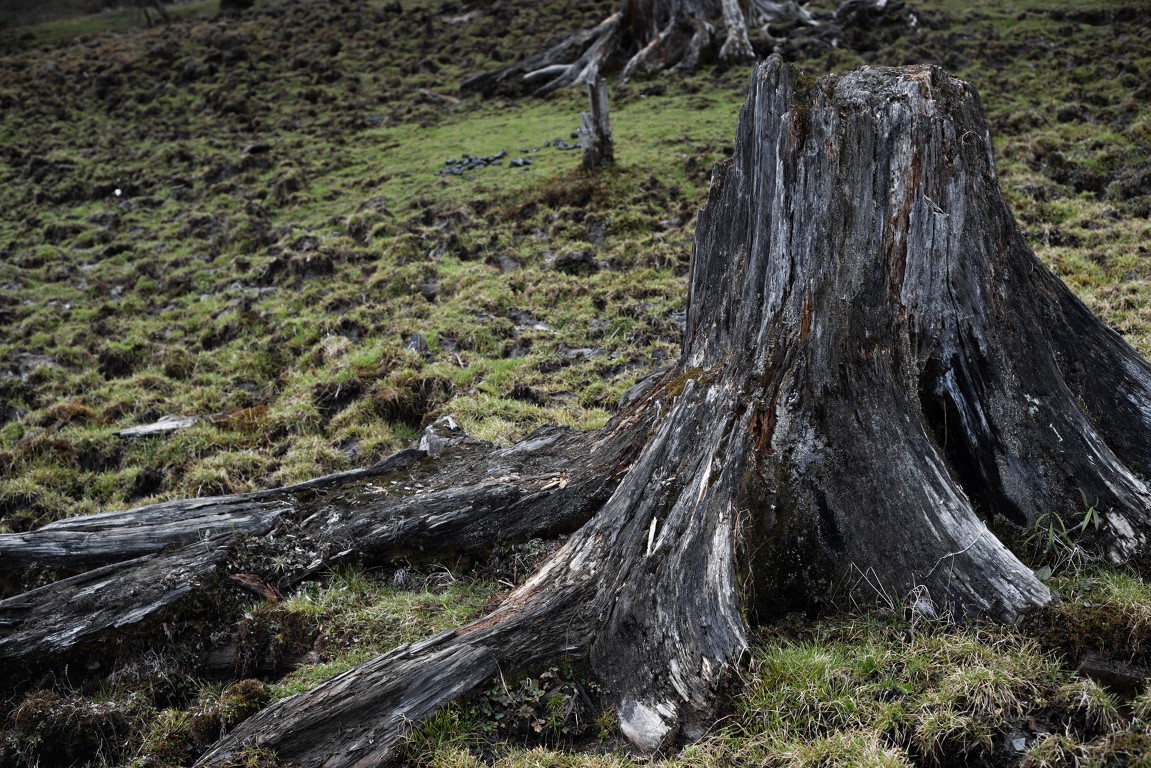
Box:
5, 57, 1151, 766
580, 77, 615, 171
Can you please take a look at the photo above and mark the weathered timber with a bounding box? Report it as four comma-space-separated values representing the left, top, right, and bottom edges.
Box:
9, 58, 1151, 766
0, 541, 229, 662
579, 77, 615, 171
114, 414, 199, 438
0, 496, 284, 573
0, 449, 426, 573
0, 425, 646, 677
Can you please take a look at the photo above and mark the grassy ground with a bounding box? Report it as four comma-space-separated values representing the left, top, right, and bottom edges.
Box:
1, 0, 1151, 765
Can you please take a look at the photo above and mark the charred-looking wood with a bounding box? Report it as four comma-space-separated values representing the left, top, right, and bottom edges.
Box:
8, 58, 1151, 766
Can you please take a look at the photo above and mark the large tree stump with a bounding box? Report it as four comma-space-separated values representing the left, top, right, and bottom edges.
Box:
6, 57, 1151, 766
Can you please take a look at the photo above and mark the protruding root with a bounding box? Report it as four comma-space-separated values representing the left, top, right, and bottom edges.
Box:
462, 13, 622, 97
719, 0, 756, 63
196, 574, 598, 767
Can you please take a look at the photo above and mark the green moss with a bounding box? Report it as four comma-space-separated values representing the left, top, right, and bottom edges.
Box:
1023, 570, 1151, 664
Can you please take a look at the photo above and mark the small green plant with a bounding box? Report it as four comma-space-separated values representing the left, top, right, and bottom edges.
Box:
1077, 488, 1102, 533
595, 708, 618, 742
1024, 512, 1094, 574
1021, 733, 1082, 768
401, 704, 484, 767
469, 665, 597, 743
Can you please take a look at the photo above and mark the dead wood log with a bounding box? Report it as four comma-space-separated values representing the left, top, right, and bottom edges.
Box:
191, 58, 1151, 764
579, 77, 615, 171
0, 426, 645, 682
0, 449, 426, 574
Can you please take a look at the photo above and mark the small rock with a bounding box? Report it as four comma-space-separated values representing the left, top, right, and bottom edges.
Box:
561, 346, 601, 360
1012, 737, 1027, 753
909, 594, 938, 620
418, 415, 465, 456
404, 333, 430, 356
336, 439, 361, 461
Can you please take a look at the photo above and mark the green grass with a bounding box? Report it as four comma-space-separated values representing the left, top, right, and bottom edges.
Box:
396, 590, 1151, 767
0, 1, 219, 53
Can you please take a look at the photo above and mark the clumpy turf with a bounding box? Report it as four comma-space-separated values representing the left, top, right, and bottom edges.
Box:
1, 0, 1150, 765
